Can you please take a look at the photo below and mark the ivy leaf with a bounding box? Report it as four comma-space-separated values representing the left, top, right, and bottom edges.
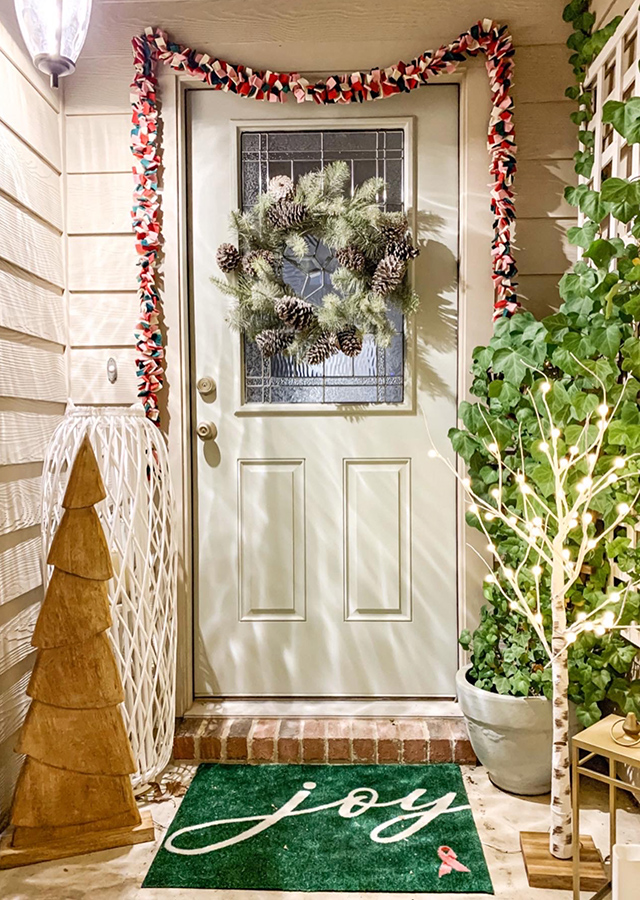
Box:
570, 390, 600, 419
567, 220, 599, 249
529, 462, 555, 497
491, 348, 528, 385
559, 264, 597, 302
511, 672, 531, 696
602, 97, 640, 144
601, 178, 640, 222
622, 336, 640, 377
448, 428, 479, 462
580, 189, 611, 223
573, 149, 594, 178
494, 676, 512, 695
576, 702, 602, 728
590, 322, 621, 357
459, 629, 472, 650
563, 0, 590, 23
583, 238, 618, 267
602, 640, 638, 673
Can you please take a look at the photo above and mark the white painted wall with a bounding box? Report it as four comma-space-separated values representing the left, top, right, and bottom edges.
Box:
0, 10, 65, 825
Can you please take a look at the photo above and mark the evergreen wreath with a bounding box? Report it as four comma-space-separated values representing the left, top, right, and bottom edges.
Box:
212, 161, 420, 364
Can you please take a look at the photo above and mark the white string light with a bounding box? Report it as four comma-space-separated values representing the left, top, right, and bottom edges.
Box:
425, 370, 640, 663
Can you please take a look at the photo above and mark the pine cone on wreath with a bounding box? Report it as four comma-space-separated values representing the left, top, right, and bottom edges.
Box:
275, 296, 316, 331
241, 249, 277, 277
267, 175, 295, 202
378, 215, 409, 244
336, 245, 366, 273
306, 332, 338, 366
266, 199, 308, 230
216, 243, 241, 273
255, 328, 295, 358
337, 326, 363, 358
386, 239, 420, 262
371, 255, 406, 296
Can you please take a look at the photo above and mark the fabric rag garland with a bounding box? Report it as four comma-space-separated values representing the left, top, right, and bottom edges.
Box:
131, 19, 517, 422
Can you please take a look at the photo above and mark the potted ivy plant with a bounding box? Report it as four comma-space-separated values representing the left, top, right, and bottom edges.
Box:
456, 585, 556, 796
442, 294, 640, 854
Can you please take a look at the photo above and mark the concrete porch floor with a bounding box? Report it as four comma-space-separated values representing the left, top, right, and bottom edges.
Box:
0, 765, 638, 900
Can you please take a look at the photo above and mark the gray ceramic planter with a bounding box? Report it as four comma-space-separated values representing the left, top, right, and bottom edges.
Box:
456, 664, 553, 795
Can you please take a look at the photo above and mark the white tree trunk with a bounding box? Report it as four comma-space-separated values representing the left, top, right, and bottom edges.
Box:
550, 536, 572, 859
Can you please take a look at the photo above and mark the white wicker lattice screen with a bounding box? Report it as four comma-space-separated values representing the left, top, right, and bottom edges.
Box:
580, 4, 640, 236
581, 7, 640, 644
41, 406, 177, 787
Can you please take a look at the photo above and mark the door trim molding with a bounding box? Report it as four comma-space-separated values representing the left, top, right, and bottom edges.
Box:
160, 63, 493, 715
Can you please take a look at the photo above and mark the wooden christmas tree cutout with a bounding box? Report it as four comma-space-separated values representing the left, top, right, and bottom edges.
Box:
0, 435, 154, 868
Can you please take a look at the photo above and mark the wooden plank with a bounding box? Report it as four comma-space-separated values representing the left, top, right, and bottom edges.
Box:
0, 337, 67, 403
0, 664, 32, 745
64, 56, 133, 116
0, 16, 60, 111
0, 732, 23, 829
65, 115, 132, 174
517, 160, 577, 219
0, 475, 42, 537
70, 348, 139, 405
0, 195, 63, 288
0, 533, 42, 608
594, 0, 629, 27
518, 274, 561, 319
0, 810, 155, 869
81, 1, 572, 57
64, 41, 573, 113
67, 173, 132, 235
520, 831, 606, 890
0, 263, 65, 345
68, 235, 137, 292
0, 599, 41, 679
518, 103, 577, 160
0, 407, 63, 466
0, 52, 60, 171
514, 45, 573, 104
70, 293, 137, 347
517, 218, 577, 276
0, 122, 62, 230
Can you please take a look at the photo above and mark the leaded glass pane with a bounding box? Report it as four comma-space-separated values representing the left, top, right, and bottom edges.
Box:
241, 129, 405, 405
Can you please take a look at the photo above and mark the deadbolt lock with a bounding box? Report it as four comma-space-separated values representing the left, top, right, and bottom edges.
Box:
196, 421, 218, 441
196, 376, 216, 397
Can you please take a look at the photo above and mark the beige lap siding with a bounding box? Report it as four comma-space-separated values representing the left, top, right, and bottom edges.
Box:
0, 4, 65, 827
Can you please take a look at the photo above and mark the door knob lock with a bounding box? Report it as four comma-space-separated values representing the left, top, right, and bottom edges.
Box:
196, 421, 218, 441
197, 376, 216, 397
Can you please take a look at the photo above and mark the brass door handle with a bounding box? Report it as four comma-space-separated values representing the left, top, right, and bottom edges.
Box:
196, 421, 218, 441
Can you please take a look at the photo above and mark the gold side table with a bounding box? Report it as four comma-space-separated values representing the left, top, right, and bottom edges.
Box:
572, 713, 640, 900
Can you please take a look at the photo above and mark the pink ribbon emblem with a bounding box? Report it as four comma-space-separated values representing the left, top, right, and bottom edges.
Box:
438, 845, 470, 878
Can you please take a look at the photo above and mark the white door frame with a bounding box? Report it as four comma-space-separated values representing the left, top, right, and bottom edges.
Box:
158, 62, 495, 716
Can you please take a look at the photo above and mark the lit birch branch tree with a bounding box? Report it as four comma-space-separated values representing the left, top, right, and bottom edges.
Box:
429, 366, 640, 860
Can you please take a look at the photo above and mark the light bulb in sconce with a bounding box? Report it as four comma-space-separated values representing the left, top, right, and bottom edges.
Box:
14, 0, 93, 87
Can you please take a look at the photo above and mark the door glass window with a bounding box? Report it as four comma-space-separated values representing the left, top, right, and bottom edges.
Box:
241, 129, 405, 404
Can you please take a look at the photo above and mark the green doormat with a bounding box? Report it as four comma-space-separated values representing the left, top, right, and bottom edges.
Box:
143, 763, 493, 893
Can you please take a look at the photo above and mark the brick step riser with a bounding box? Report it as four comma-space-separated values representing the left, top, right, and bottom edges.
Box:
173, 717, 477, 765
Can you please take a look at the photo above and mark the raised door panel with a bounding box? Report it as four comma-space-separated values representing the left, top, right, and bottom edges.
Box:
344, 459, 411, 621
238, 460, 305, 621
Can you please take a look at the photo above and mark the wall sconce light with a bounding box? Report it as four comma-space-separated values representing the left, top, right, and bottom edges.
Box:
14, 0, 93, 87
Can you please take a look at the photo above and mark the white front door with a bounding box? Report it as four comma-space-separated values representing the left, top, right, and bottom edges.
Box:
189, 85, 459, 698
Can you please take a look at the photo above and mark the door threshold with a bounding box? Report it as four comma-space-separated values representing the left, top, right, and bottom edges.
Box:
185, 698, 461, 718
